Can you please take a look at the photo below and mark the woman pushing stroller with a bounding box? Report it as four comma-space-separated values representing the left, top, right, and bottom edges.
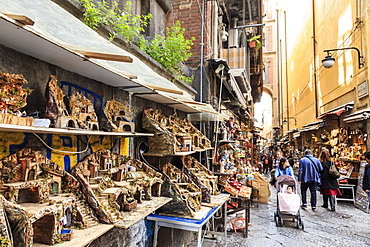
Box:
275, 157, 294, 178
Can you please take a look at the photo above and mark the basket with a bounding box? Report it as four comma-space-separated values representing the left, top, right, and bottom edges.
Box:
60, 229, 73, 241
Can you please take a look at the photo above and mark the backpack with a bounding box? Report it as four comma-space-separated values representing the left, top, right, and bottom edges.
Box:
329, 162, 340, 178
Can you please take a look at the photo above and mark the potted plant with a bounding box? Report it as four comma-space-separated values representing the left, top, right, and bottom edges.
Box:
247, 35, 262, 52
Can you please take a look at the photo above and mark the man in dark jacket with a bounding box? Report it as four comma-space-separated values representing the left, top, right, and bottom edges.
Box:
363, 151, 370, 202
298, 149, 323, 211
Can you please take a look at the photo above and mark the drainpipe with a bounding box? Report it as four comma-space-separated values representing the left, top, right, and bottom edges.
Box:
276, 9, 281, 127
312, 0, 318, 118
284, 11, 290, 130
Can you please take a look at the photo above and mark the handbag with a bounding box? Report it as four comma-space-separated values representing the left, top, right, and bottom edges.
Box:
329, 161, 340, 178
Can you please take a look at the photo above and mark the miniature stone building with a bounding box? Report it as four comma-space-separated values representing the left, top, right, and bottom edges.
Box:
182, 156, 219, 203
102, 100, 135, 132
0, 149, 101, 246
45, 75, 99, 130
72, 150, 163, 223
142, 109, 212, 155
0, 72, 34, 126
158, 163, 202, 217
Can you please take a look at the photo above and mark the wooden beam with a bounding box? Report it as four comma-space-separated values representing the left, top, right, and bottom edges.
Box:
181, 101, 207, 106
150, 85, 183, 95
4, 14, 34, 25
75, 51, 133, 63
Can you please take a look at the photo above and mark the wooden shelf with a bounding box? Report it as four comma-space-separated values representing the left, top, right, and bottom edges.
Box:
143, 151, 196, 157
115, 197, 172, 229
0, 123, 154, 137
33, 225, 114, 247
338, 158, 361, 163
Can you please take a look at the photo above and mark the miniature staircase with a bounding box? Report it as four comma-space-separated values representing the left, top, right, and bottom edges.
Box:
75, 199, 99, 228
98, 194, 121, 223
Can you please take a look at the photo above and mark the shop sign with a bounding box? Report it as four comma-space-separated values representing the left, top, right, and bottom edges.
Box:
358, 80, 368, 99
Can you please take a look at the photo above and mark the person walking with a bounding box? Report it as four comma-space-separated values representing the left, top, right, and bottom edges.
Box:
262, 154, 269, 174
272, 150, 284, 169
298, 149, 323, 211
363, 151, 370, 203
274, 157, 294, 178
319, 148, 341, 211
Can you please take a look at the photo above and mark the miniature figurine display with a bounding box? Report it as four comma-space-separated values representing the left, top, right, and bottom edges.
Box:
0, 148, 165, 246
0, 72, 34, 126
102, 100, 134, 132
72, 150, 163, 223
182, 155, 219, 203
218, 117, 242, 140
158, 163, 202, 217
45, 75, 99, 130
217, 143, 251, 174
142, 109, 212, 155
0, 148, 87, 246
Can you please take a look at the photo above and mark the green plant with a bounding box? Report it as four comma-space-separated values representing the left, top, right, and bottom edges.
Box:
79, 0, 152, 42
0, 236, 10, 247
139, 21, 195, 83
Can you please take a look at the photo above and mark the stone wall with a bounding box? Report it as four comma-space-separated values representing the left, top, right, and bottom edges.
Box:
89, 220, 147, 247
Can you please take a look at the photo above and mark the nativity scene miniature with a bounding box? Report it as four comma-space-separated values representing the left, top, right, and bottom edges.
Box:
71, 149, 163, 224
45, 75, 99, 130
182, 155, 219, 203
0, 148, 165, 246
158, 163, 202, 217
0, 72, 34, 126
102, 100, 135, 132
142, 109, 212, 155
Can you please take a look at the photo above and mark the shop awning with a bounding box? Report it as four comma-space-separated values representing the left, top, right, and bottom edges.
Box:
0, 0, 214, 114
317, 101, 354, 119
286, 128, 298, 134
343, 108, 370, 123
299, 121, 326, 132
293, 132, 301, 139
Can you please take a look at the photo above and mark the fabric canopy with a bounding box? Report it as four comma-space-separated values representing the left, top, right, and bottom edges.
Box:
317, 101, 354, 119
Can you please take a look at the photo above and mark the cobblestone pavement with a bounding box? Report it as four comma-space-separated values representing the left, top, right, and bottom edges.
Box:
191, 175, 370, 247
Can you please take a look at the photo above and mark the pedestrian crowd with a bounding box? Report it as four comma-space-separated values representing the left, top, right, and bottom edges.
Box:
260, 147, 370, 212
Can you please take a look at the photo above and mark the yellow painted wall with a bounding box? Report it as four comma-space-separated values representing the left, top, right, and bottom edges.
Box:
278, 0, 369, 133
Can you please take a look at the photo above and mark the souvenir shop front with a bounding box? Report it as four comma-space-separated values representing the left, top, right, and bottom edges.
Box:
294, 102, 367, 206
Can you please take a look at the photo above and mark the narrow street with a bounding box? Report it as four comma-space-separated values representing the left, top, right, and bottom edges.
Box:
217, 175, 370, 247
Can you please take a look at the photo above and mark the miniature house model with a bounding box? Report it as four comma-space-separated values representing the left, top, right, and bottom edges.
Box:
0, 148, 100, 246
182, 155, 219, 203
103, 100, 135, 132
45, 75, 99, 130
0, 72, 34, 126
158, 163, 202, 217
72, 150, 163, 221
142, 109, 212, 155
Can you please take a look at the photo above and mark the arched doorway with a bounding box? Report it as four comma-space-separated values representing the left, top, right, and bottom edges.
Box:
28, 169, 35, 180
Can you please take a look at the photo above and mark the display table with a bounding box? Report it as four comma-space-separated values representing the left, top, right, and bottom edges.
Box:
337, 184, 356, 205
147, 194, 229, 247
226, 195, 251, 238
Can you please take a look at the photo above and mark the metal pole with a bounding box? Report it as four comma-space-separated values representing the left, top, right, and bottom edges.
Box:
199, 0, 205, 164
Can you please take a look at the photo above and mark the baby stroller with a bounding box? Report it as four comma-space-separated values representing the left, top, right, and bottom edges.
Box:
273, 175, 304, 230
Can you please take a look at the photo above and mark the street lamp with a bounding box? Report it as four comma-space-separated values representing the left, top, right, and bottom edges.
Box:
322, 47, 365, 69
283, 117, 297, 125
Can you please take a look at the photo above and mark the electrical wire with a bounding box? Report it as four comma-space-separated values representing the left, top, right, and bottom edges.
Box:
32, 133, 92, 154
